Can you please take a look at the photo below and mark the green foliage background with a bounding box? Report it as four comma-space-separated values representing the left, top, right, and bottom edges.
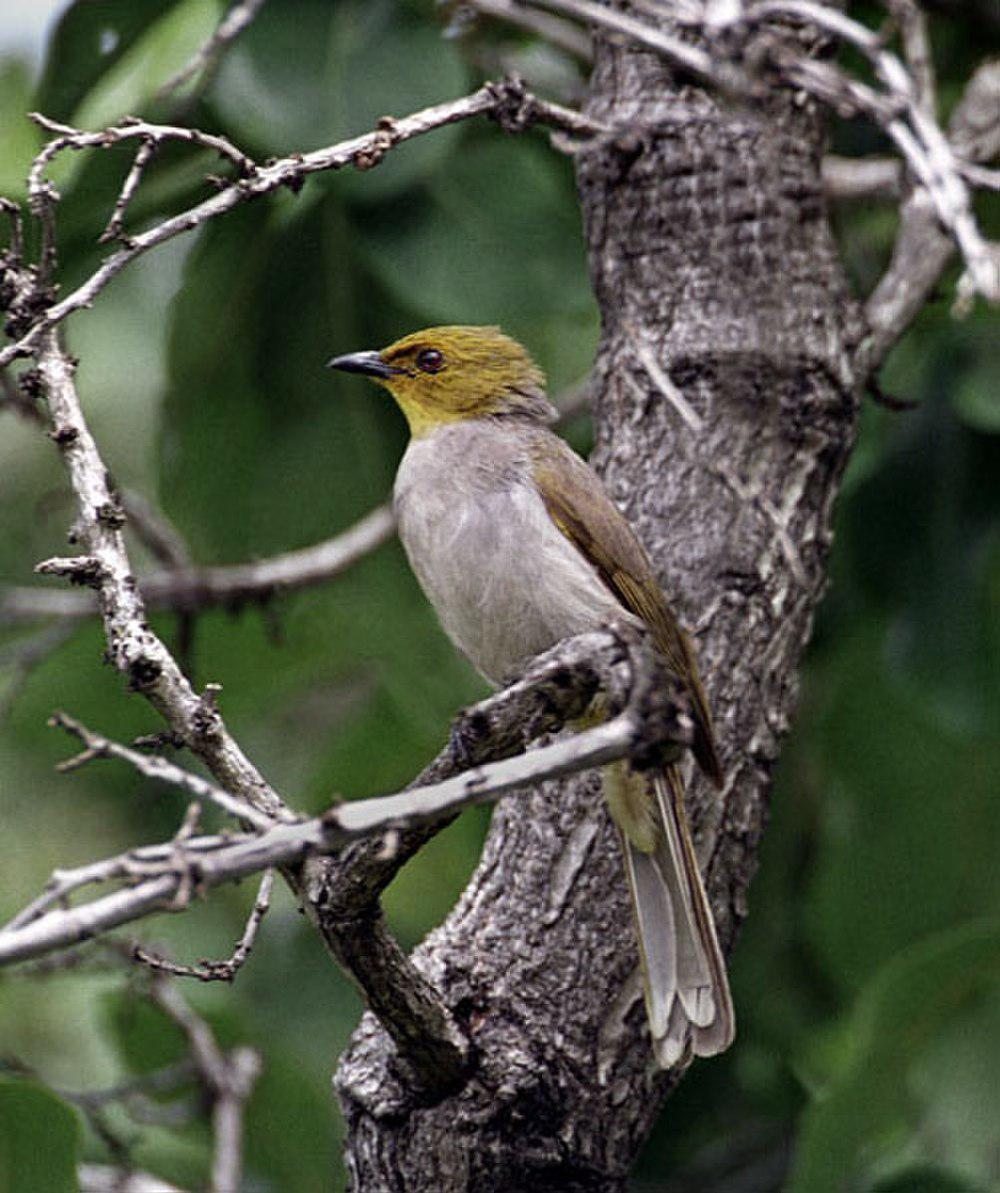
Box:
0, 2, 997, 1189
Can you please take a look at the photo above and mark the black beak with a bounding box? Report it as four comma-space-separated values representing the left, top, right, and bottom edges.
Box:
325, 349, 394, 379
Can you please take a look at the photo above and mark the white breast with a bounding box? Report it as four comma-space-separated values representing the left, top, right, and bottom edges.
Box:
394, 422, 624, 685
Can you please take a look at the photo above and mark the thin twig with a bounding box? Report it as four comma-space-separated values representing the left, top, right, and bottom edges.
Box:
859, 58, 1000, 373
625, 323, 703, 432
99, 137, 157, 244
28, 113, 254, 187
821, 154, 902, 202
887, 0, 936, 115
134, 869, 274, 982
49, 711, 275, 831
529, 0, 749, 92
1, 503, 396, 622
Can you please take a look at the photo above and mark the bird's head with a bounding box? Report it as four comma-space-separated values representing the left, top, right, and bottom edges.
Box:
326, 325, 555, 436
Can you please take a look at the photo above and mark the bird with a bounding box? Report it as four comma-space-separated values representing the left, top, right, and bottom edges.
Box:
326, 325, 734, 1066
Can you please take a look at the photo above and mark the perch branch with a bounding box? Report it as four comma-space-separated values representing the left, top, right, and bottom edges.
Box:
0, 628, 690, 969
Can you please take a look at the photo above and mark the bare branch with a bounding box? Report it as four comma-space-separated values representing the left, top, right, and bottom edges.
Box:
860, 58, 1000, 373
1, 503, 396, 622
948, 59, 1000, 166
0, 82, 603, 370
513, 0, 998, 305
959, 161, 1000, 190
28, 112, 255, 187
757, 2, 996, 303
527, 0, 749, 93
157, 0, 270, 101
147, 976, 261, 1193
119, 489, 193, 570
887, 0, 936, 116
133, 869, 274, 981
22, 328, 292, 822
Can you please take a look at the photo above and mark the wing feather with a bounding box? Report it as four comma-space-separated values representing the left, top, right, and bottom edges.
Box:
530, 435, 722, 784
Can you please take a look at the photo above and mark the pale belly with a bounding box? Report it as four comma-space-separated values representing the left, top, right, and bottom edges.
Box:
396, 477, 624, 685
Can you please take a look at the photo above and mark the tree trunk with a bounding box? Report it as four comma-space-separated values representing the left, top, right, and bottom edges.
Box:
336, 14, 861, 1190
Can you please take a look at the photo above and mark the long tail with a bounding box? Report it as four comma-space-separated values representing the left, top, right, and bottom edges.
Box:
605, 761, 734, 1067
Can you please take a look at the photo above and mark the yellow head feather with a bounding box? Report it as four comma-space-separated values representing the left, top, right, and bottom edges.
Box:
327, 325, 554, 437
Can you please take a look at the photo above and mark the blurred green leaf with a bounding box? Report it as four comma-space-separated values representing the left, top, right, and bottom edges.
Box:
72, 0, 222, 131
789, 920, 1000, 1193
330, 0, 468, 203
873, 1169, 985, 1193
951, 328, 1000, 435
34, 0, 184, 122
103, 987, 188, 1075
357, 136, 593, 343
841, 407, 999, 734
0, 61, 39, 200
0, 1076, 80, 1193
208, 0, 337, 153
243, 1047, 340, 1192
212, 0, 466, 196
803, 622, 1000, 993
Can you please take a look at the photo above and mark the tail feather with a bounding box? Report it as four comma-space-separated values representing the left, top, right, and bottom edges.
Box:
607, 762, 734, 1066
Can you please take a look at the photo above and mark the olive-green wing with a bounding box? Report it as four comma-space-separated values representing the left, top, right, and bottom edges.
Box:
530, 434, 722, 786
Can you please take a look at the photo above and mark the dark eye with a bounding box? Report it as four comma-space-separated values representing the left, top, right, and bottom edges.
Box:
416, 348, 444, 374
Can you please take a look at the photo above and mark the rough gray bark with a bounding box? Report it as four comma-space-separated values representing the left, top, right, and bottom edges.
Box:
335, 18, 862, 1192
